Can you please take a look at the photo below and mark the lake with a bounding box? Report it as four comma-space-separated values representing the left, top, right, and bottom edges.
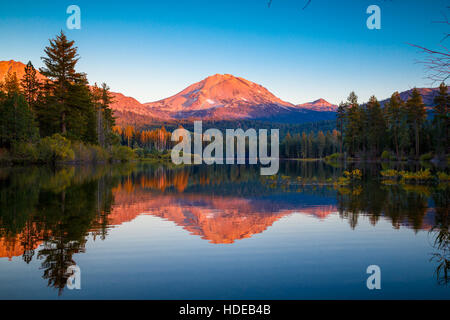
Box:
0, 161, 448, 299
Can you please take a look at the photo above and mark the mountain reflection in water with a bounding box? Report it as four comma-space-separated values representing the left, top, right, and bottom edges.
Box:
0, 162, 448, 297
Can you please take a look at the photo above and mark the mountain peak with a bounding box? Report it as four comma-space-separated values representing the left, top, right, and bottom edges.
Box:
297, 98, 337, 111
312, 98, 331, 105
145, 73, 294, 116
0, 60, 46, 83
208, 73, 235, 79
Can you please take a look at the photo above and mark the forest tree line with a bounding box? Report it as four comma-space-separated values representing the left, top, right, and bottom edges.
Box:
337, 86, 448, 160
0, 31, 133, 163
3, 32, 447, 163
281, 85, 448, 160
113, 82, 449, 162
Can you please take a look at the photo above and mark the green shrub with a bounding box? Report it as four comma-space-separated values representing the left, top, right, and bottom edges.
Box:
330, 153, 342, 160
90, 145, 109, 162
380, 169, 399, 178
134, 148, 146, 158
419, 152, 433, 162
381, 150, 390, 160
325, 153, 343, 162
0, 148, 11, 163
399, 169, 432, 181
38, 134, 74, 163
72, 142, 92, 162
343, 169, 362, 180
111, 145, 135, 162
437, 172, 450, 181
335, 176, 350, 186
11, 142, 38, 162
72, 142, 110, 163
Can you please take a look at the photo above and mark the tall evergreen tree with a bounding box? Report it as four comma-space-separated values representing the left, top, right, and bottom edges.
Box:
40, 31, 83, 135
91, 84, 104, 145
366, 95, 386, 157
307, 132, 315, 158
0, 93, 38, 148
336, 101, 347, 155
92, 83, 116, 148
398, 118, 411, 159
317, 131, 326, 158
405, 88, 427, 158
1, 71, 21, 96
34, 79, 60, 137
66, 75, 97, 143
301, 132, 308, 158
283, 132, 292, 158
21, 61, 40, 108
343, 92, 363, 156
385, 92, 404, 159
433, 83, 449, 156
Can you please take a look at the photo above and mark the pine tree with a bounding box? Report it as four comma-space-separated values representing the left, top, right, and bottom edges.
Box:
317, 131, 326, 158
293, 133, 301, 158
284, 132, 292, 157
433, 83, 449, 156
332, 129, 340, 154
366, 95, 386, 157
325, 131, 332, 155
40, 31, 83, 135
34, 79, 60, 137
0, 74, 38, 148
405, 88, 427, 158
343, 92, 363, 156
307, 132, 315, 158
385, 92, 404, 159
66, 75, 97, 143
0, 93, 38, 148
301, 132, 308, 158
100, 83, 116, 148
91, 84, 104, 146
1, 71, 21, 96
336, 101, 347, 155
21, 61, 40, 108
125, 126, 134, 147
398, 118, 411, 158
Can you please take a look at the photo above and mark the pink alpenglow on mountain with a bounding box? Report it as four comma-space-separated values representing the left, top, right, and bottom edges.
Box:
144, 73, 296, 120
2, 60, 443, 126
0, 60, 47, 83
297, 99, 338, 112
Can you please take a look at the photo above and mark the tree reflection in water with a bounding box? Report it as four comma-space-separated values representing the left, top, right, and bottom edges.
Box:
0, 161, 448, 295
430, 187, 449, 286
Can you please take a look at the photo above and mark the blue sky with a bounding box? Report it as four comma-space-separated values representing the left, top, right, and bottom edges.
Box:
0, 0, 447, 104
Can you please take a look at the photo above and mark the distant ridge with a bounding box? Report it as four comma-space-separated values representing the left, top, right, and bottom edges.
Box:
297, 98, 338, 112
0, 60, 445, 126
379, 87, 448, 109
0, 60, 47, 83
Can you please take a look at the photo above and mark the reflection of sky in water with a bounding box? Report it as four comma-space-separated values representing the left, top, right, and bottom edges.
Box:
1, 214, 447, 299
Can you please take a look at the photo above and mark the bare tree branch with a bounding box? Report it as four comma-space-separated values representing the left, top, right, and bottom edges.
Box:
409, 43, 450, 84
267, 0, 311, 10
302, 0, 311, 10
410, 7, 450, 84
408, 43, 450, 57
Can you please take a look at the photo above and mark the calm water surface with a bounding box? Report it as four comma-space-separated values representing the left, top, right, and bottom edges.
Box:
0, 161, 448, 299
